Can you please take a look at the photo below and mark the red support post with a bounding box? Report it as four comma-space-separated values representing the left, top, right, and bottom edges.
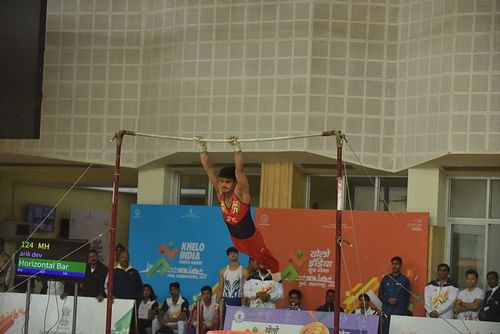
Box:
334, 131, 344, 334
105, 131, 125, 334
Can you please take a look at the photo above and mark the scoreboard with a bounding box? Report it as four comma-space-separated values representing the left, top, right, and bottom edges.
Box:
16, 238, 89, 280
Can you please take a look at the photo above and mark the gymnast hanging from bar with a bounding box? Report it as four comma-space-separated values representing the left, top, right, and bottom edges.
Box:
197, 136, 280, 274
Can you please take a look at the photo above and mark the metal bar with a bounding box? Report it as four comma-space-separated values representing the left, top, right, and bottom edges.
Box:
126, 130, 337, 143
72, 281, 79, 334
24, 278, 32, 334
334, 131, 344, 334
105, 131, 125, 334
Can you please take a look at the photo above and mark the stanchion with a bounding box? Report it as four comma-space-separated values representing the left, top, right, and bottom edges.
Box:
23, 278, 31, 334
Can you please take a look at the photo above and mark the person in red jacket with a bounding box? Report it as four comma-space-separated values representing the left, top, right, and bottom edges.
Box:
198, 136, 279, 273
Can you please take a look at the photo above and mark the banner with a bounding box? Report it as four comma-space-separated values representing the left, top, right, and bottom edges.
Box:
224, 306, 379, 334
389, 315, 500, 333
0, 292, 134, 333
254, 209, 428, 315
129, 205, 248, 303
129, 205, 428, 315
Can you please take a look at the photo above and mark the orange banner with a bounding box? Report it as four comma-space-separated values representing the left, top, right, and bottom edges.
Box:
254, 209, 429, 316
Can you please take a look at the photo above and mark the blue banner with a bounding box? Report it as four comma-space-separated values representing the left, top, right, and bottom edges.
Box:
129, 204, 248, 303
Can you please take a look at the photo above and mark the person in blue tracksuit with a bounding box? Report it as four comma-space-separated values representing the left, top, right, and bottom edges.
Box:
378, 256, 410, 334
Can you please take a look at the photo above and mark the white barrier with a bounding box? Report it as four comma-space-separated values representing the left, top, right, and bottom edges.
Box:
389, 315, 500, 334
0, 292, 134, 333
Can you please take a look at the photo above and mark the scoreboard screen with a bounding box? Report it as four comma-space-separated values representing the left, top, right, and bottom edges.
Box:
16, 238, 89, 280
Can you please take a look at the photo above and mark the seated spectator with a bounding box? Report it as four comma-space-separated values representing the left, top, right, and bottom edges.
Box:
479, 271, 500, 322
284, 289, 302, 311
154, 282, 189, 334
353, 294, 378, 315
243, 262, 283, 308
316, 289, 344, 313
188, 286, 220, 334
138, 284, 158, 334
454, 269, 484, 320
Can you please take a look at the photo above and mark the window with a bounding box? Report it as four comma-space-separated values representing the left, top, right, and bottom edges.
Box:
449, 179, 487, 218
379, 177, 408, 211
308, 176, 338, 209
346, 177, 375, 210
179, 175, 209, 205
308, 176, 407, 211
180, 174, 261, 207
447, 178, 500, 289
490, 180, 500, 218
450, 224, 485, 288
211, 175, 261, 207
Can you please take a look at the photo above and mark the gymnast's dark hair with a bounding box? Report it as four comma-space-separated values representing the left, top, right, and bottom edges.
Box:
218, 165, 236, 181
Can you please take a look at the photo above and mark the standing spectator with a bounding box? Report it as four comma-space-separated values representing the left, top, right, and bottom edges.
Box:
424, 263, 458, 319
0, 239, 10, 292
479, 271, 500, 322
353, 294, 379, 315
244, 263, 283, 308
63, 249, 108, 301
284, 289, 302, 311
217, 246, 247, 307
155, 282, 189, 334
316, 289, 344, 312
111, 250, 143, 302
138, 284, 158, 334
188, 286, 220, 334
454, 269, 484, 320
378, 256, 410, 334
109, 250, 143, 334
115, 243, 126, 264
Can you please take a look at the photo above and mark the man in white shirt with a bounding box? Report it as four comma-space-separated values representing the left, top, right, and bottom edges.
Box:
424, 263, 458, 319
243, 263, 283, 308
454, 269, 484, 320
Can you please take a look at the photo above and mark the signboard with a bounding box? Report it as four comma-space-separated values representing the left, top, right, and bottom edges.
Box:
254, 209, 429, 315
0, 293, 134, 333
129, 205, 248, 303
389, 315, 500, 334
129, 205, 428, 315
15, 238, 89, 280
224, 306, 379, 334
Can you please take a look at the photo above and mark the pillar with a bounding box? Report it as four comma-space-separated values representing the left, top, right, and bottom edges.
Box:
137, 166, 178, 204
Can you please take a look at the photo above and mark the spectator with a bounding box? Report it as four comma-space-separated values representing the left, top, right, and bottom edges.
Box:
110, 250, 143, 302
424, 263, 458, 319
353, 294, 378, 315
244, 262, 283, 308
138, 284, 158, 334
454, 269, 484, 320
243, 257, 258, 306
378, 256, 410, 334
316, 289, 344, 312
479, 271, 500, 322
63, 249, 108, 301
217, 246, 247, 307
0, 239, 10, 292
155, 282, 189, 334
115, 243, 126, 264
188, 286, 220, 334
284, 289, 302, 311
